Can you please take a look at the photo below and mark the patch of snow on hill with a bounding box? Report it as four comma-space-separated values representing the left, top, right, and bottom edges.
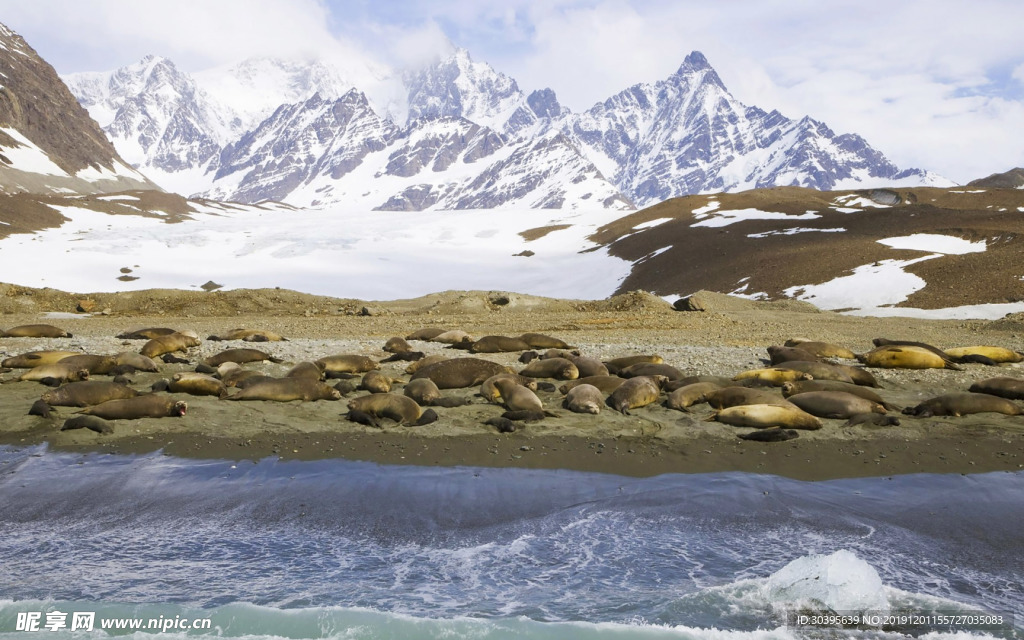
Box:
878, 234, 987, 255
691, 208, 820, 228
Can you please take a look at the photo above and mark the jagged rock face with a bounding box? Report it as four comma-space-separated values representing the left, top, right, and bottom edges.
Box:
0, 23, 153, 195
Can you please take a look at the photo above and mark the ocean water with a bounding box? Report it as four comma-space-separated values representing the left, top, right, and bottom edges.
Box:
0, 445, 1020, 639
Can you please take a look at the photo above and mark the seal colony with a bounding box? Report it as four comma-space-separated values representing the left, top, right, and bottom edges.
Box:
1, 287, 1023, 480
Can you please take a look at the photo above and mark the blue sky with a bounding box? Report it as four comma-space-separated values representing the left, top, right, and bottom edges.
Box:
5, 0, 1024, 183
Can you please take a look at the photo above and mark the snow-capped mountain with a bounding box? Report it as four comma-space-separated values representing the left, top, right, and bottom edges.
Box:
62, 48, 948, 210
0, 23, 154, 196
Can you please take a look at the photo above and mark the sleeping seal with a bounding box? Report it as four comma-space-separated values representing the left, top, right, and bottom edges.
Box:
563, 384, 604, 414
607, 375, 666, 415
77, 395, 187, 420
41, 381, 139, 407
902, 392, 1023, 417
226, 378, 341, 402
347, 393, 438, 426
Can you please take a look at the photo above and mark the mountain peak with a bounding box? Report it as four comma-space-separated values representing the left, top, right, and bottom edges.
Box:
682, 51, 711, 70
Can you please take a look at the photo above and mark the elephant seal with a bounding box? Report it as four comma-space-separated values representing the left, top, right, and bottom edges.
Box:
732, 367, 812, 386
604, 355, 663, 374
767, 346, 821, 365
227, 378, 341, 402
519, 357, 579, 380
502, 410, 548, 422
825, 364, 880, 388
204, 348, 281, 367
781, 380, 897, 410
738, 427, 799, 442
2, 351, 80, 368
315, 354, 380, 375
518, 333, 573, 349
380, 351, 425, 364
57, 355, 118, 375
903, 392, 1023, 417
115, 352, 160, 372
706, 387, 793, 410
541, 349, 579, 360
169, 373, 227, 398
219, 367, 269, 388
773, 361, 855, 383
563, 384, 604, 414
358, 371, 397, 394
519, 351, 540, 364
559, 375, 626, 395
783, 339, 857, 359
860, 344, 960, 370
786, 391, 886, 419
406, 327, 449, 341
41, 381, 139, 407
564, 355, 608, 378
117, 327, 177, 340
969, 377, 1024, 400
347, 393, 438, 426
207, 328, 285, 342
140, 331, 201, 359
481, 373, 538, 403
710, 404, 822, 430
404, 378, 443, 405
61, 415, 114, 434
470, 335, 531, 353
666, 375, 737, 391
3, 324, 71, 338
665, 381, 723, 412
486, 417, 517, 433
78, 395, 187, 420
285, 361, 325, 381
405, 354, 447, 374
28, 399, 53, 417
383, 336, 413, 353
945, 346, 1023, 364
430, 330, 473, 345
619, 362, 685, 381
412, 358, 512, 389
18, 364, 90, 384
607, 375, 666, 415
491, 377, 545, 412
843, 413, 901, 428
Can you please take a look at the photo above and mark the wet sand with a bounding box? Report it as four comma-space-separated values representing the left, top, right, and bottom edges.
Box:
1, 288, 1023, 480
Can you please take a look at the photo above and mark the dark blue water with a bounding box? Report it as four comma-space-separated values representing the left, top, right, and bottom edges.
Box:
0, 445, 1020, 638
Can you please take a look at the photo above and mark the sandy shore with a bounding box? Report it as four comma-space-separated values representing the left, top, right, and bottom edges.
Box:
1, 287, 1023, 480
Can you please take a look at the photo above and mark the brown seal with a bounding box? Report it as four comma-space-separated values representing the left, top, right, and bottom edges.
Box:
767, 346, 821, 365
219, 366, 269, 388
710, 404, 822, 430
404, 378, 443, 405
859, 344, 960, 370
140, 331, 201, 359
315, 354, 380, 375
430, 330, 473, 344
902, 392, 1023, 417
203, 348, 281, 367
226, 378, 342, 402
168, 373, 227, 397
738, 427, 800, 442
405, 327, 449, 341
2, 351, 80, 368
491, 377, 546, 412
619, 362, 685, 381
114, 352, 160, 372
519, 358, 579, 380
207, 328, 286, 342
559, 375, 626, 395
785, 391, 886, 419
969, 377, 1024, 400
731, 367, 812, 386
18, 364, 90, 383
481, 373, 538, 403
358, 371, 397, 394
405, 354, 447, 374
117, 327, 177, 340
607, 375, 666, 415
60, 415, 114, 434
285, 362, 325, 381
842, 413, 901, 428
518, 333, 573, 349
706, 387, 793, 410
564, 355, 608, 378
78, 395, 187, 419
383, 337, 413, 353
3, 324, 71, 338
772, 361, 855, 383
563, 384, 604, 414
781, 380, 897, 410
411, 357, 511, 389
945, 346, 1024, 364
470, 336, 531, 353
42, 381, 139, 407
347, 393, 438, 426
604, 355, 663, 374
57, 355, 118, 375
783, 340, 857, 360
665, 381, 723, 412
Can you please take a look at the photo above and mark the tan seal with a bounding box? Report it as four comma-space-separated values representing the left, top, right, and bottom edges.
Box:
3, 324, 72, 338
203, 348, 280, 367
481, 373, 538, 403
78, 395, 187, 420
57, 355, 118, 375
226, 378, 342, 402
604, 355, 663, 374
347, 393, 438, 426
710, 404, 822, 430
767, 345, 821, 365
781, 380, 896, 410
358, 370, 398, 394
2, 351, 80, 369
405, 327, 449, 341
518, 333, 573, 349
857, 345, 957, 370
114, 351, 161, 372
563, 384, 604, 414
706, 387, 793, 410
665, 381, 723, 412
117, 327, 177, 340
619, 362, 684, 381
785, 391, 886, 419
902, 392, 1023, 417
315, 354, 380, 375
944, 346, 1023, 364
783, 340, 857, 360
731, 367, 812, 386
772, 361, 854, 383
41, 381, 139, 407
208, 328, 286, 342
168, 373, 227, 398
411, 358, 511, 389
430, 330, 473, 345
564, 355, 608, 378
519, 357, 579, 380
491, 377, 545, 413
470, 336, 531, 353
140, 331, 201, 359
405, 354, 447, 374
285, 362, 325, 381
383, 337, 413, 353
559, 375, 626, 396
607, 375, 666, 415
18, 364, 90, 383
403, 378, 443, 405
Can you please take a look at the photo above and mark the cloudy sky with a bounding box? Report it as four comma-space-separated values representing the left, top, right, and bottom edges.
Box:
5, 0, 1023, 183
